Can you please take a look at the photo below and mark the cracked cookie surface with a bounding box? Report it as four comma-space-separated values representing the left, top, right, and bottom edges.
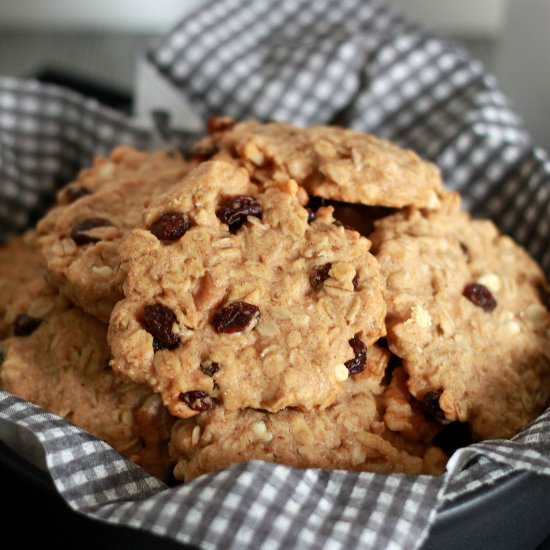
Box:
370, 194, 550, 440
35, 146, 190, 321
196, 118, 445, 209
169, 346, 446, 481
0, 240, 174, 480
108, 160, 386, 418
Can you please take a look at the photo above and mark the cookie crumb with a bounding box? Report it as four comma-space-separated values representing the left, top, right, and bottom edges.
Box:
411, 304, 432, 328
60, 238, 77, 255
477, 273, 501, 293
98, 162, 115, 178
503, 319, 522, 336
351, 446, 367, 466
242, 142, 265, 166
425, 190, 441, 209
27, 297, 55, 318
173, 460, 187, 480
256, 319, 280, 337
251, 420, 273, 442
191, 425, 201, 446
525, 304, 548, 327
91, 265, 114, 277
334, 363, 349, 382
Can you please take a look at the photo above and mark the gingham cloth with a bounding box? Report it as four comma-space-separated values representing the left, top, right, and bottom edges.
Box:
1, 0, 550, 548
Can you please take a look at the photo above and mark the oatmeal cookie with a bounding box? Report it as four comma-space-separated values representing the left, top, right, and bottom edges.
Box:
0, 232, 52, 340
109, 160, 386, 418
35, 146, 190, 322
169, 346, 446, 481
196, 118, 445, 209
370, 194, 550, 440
0, 242, 175, 480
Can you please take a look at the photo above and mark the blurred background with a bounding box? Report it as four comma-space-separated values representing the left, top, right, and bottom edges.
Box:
0, 0, 549, 150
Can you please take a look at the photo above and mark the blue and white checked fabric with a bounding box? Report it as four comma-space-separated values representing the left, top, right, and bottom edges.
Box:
1, 1, 550, 548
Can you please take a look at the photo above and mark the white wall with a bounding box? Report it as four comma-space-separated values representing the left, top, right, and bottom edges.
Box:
389, 0, 508, 37
491, 0, 550, 150
0, 0, 507, 37
0, 0, 204, 32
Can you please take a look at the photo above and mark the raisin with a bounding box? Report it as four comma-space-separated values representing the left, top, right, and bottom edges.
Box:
193, 142, 219, 161
306, 208, 316, 224
216, 195, 262, 233
149, 212, 192, 242
200, 362, 220, 376
463, 283, 497, 312
14, 314, 42, 337
179, 390, 217, 412
207, 116, 235, 134
0, 348, 5, 365
65, 185, 92, 203
140, 304, 180, 350
70, 217, 113, 246
352, 273, 360, 290
152, 338, 168, 352
422, 391, 445, 422
344, 336, 367, 375
212, 301, 260, 333
310, 263, 332, 291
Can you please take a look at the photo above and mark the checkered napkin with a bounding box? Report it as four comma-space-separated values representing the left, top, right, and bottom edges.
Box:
1, 0, 550, 548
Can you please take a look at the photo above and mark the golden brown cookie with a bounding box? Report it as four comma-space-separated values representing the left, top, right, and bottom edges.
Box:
169, 346, 446, 481
108, 160, 386, 418
196, 118, 445, 209
0, 240, 175, 480
370, 194, 550, 440
35, 146, 191, 322
0, 232, 64, 339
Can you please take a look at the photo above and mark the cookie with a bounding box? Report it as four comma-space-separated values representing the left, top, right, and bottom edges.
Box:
370, 194, 550, 440
0, 241, 175, 480
196, 118, 445, 209
35, 146, 190, 322
108, 160, 386, 418
169, 346, 447, 481
0, 232, 65, 339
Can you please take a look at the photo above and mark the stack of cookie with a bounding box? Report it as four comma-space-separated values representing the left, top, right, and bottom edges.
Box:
1, 119, 550, 483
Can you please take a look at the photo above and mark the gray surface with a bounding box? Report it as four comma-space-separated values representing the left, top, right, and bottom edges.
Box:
0, 29, 156, 92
